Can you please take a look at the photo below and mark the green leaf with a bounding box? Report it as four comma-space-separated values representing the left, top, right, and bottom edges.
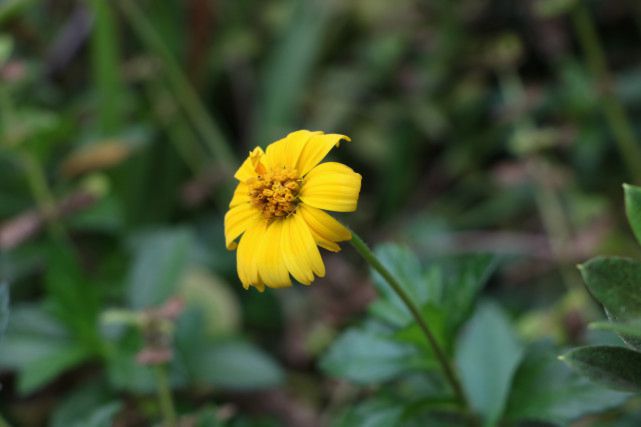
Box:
321, 321, 431, 384
19, 345, 91, 395
369, 244, 430, 326
332, 397, 404, 427
70, 402, 122, 427
194, 340, 284, 390
0, 304, 91, 394
127, 228, 193, 309
579, 256, 641, 349
441, 254, 498, 330
51, 379, 112, 427
45, 246, 101, 350
455, 302, 524, 426
590, 320, 641, 338
624, 183, 641, 246
505, 343, 630, 424
0, 282, 9, 344
90, 0, 125, 133
561, 345, 641, 392
255, 0, 333, 143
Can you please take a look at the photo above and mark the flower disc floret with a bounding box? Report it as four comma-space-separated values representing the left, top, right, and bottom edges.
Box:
248, 166, 301, 221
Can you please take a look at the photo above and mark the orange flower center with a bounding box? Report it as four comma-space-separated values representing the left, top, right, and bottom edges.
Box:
248, 166, 301, 221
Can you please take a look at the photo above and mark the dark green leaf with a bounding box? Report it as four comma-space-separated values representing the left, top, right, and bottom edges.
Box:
194, 340, 284, 390
624, 183, 641, 246
321, 321, 432, 384
51, 379, 112, 427
579, 256, 641, 349
332, 397, 404, 427
71, 402, 122, 427
505, 343, 630, 424
455, 302, 524, 426
0, 304, 91, 394
127, 228, 193, 309
441, 254, 498, 329
19, 344, 91, 395
561, 345, 641, 392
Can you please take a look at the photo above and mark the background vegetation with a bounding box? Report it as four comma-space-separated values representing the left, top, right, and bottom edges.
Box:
3, 0, 641, 425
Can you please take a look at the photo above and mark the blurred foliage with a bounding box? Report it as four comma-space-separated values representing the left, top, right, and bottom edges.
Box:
2, 0, 641, 425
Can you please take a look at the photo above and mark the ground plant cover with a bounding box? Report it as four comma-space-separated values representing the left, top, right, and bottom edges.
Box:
3, 0, 641, 426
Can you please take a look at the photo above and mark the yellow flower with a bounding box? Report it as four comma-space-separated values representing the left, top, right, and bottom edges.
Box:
224, 130, 362, 291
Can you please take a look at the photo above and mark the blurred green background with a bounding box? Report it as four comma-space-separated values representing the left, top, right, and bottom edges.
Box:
3, 0, 641, 425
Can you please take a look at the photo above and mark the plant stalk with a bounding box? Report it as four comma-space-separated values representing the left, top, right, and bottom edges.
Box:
117, 0, 237, 177
571, 0, 641, 184
349, 231, 470, 411
154, 365, 177, 427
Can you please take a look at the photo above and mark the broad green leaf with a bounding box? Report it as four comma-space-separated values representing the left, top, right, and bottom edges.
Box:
174, 308, 282, 391
194, 340, 284, 390
51, 379, 112, 427
127, 228, 193, 309
0, 282, 9, 344
561, 345, 641, 392
0, 305, 76, 369
441, 254, 498, 330
19, 345, 91, 395
70, 402, 122, 427
624, 183, 641, 246
321, 321, 431, 384
332, 397, 404, 427
0, 304, 92, 395
369, 244, 430, 326
579, 256, 641, 349
505, 344, 630, 424
455, 302, 524, 427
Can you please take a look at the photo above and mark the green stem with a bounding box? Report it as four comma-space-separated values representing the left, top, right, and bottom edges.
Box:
20, 151, 68, 244
349, 231, 470, 411
154, 365, 177, 427
117, 0, 237, 177
571, 0, 641, 184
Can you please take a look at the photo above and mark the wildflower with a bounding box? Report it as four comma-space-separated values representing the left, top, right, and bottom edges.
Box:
224, 130, 362, 290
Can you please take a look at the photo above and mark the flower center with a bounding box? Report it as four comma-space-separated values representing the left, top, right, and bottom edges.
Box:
248, 166, 301, 221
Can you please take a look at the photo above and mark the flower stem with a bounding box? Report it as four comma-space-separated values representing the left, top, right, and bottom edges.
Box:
154, 365, 177, 427
349, 231, 470, 410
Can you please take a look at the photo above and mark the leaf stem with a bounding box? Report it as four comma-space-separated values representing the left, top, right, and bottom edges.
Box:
349, 231, 471, 412
154, 364, 177, 427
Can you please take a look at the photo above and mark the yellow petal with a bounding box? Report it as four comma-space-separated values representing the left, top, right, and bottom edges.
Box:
234, 147, 265, 181
236, 222, 265, 288
299, 162, 362, 212
224, 203, 261, 249
257, 221, 292, 288
281, 213, 325, 285
298, 204, 351, 252
263, 130, 321, 170
229, 182, 250, 208
297, 133, 350, 176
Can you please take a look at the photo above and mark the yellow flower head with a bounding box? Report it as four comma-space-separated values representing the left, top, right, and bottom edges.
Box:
224, 130, 362, 291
